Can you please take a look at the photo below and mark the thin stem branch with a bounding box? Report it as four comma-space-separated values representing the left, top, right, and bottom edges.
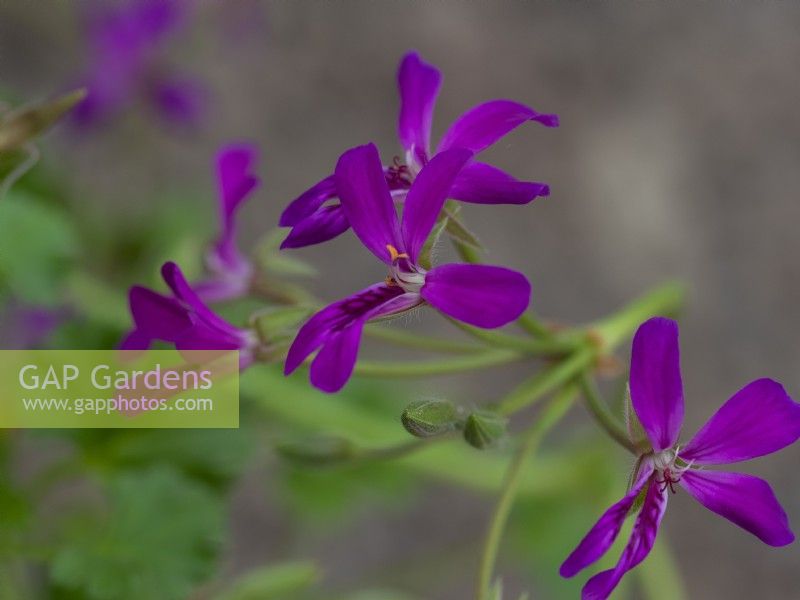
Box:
447, 318, 578, 355
364, 324, 484, 355
579, 374, 638, 453
354, 349, 521, 378
517, 312, 552, 338
476, 385, 578, 600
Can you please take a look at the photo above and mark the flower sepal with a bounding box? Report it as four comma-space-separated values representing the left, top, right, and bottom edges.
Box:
463, 410, 508, 449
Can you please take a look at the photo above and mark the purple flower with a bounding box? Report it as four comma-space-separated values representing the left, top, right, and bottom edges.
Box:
279, 51, 558, 249
121, 262, 258, 368
561, 317, 800, 600
284, 143, 531, 393
72, 0, 205, 129
192, 143, 261, 303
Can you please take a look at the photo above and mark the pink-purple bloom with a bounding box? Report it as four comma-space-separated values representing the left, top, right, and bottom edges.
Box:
283, 143, 531, 393
72, 0, 205, 128
279, 51, 558, 249
192, 143, 260, 303
121, 262, 258, 368
561, 317, 800, 600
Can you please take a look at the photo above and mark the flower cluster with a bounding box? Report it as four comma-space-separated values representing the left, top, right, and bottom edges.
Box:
118, 49, 799, 598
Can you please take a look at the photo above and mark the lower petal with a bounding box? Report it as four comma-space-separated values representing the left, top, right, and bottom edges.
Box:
280, 204, 350, 249
582, 479, 668, 600
449, 162, 550, 205
680, 470, 794, 546
279, 174, 337, 227
421, 263, 530, 328
310, 321, 365, 393
561, 462, 655, 578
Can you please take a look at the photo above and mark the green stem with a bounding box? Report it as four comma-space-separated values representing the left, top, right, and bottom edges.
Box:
516, 312, 552, 338
476, 385, 578, 600
364, 324, 484, 354
447, 318, 577, 355
579, 374, 638, 453
496, 348, 593, 416
354, 350, 521, 378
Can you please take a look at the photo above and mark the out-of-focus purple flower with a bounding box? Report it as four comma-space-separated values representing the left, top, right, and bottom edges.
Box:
279, 50, 558, 249
193, 143, 260, 303
561, 317, 800, 600
72, 0, 206, 129
0, 304, 68, 349
121, 262, 258, 368
284, 143, 531, 393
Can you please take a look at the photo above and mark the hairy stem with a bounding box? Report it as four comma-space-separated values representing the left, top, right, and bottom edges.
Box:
447, 318, 578, 355
364, 324, 484, 354
476, 385, 578, 600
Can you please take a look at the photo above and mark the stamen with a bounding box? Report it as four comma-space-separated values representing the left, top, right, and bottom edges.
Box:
386, 244, 409, 263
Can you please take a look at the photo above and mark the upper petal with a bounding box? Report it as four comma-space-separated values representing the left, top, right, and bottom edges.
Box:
449, 161, 550, 205
401, 148, 472, 263
214, 143, 260, 265
437, 99, 559, 154
561, 461, 655, 578
680, 470, 794, 546
421, 263, 530, 328
581, 479, 668, 600
280, 204, 351, 250
335, 144, 403, 264
629, 317, 684, 451
279, 174, 337, 227
128, 286, 193, 341
397, 51, 442, 158
681, 379, 800, 465
161, 262, 239, 336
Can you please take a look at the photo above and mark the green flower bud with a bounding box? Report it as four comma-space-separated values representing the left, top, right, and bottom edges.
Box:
463, 410, 507, 449
401, 399, 459, 438
0, 89, 86, 152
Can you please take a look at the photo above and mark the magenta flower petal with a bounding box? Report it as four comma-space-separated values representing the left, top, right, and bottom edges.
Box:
309, 321, 366, 393
561, 462, 655, 578
127, 286, 193, 342
280, 204, 350, 250
681, 379, 800, 465
284, 284, 406, 376
630, 317, 685, 452
213, 143, 260, 267
680, 470, 794, 546
397, 51, 442, 160
279, 174, 337, 227
150, 75, 206, 127
582, 479, 668, 600
437, 99, 559, 154
161, 262, 240, 337
400, 148, 472, 263
335, 144, 404, 264
119, 328, 154, 351
421, 263, 530, 328
449, 161, 550, 205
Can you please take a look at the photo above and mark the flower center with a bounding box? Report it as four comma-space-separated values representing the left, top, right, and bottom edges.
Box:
385, 244, 425, 294
387, 156, 414, 187
652, 447, 693, 495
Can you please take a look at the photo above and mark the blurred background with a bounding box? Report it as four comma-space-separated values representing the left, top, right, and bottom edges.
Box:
1, 1, 799, 599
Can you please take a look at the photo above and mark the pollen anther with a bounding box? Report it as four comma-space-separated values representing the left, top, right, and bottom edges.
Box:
386, 244, 409, 263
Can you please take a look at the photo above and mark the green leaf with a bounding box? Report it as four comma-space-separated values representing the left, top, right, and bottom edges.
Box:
50, 466, 224, 600
216, 561, 319, 600
0, 190, 78, 305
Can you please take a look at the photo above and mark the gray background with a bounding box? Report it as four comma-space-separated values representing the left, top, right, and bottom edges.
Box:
2, 1, 799, 598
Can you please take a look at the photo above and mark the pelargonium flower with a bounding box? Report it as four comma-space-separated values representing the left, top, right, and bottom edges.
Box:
192, 143, 260, 303
72, 0, 205, 129
284, 143, 531, 393
121, 262, 258, 368
278, 50, 558, 249
561, 317, 800, 600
